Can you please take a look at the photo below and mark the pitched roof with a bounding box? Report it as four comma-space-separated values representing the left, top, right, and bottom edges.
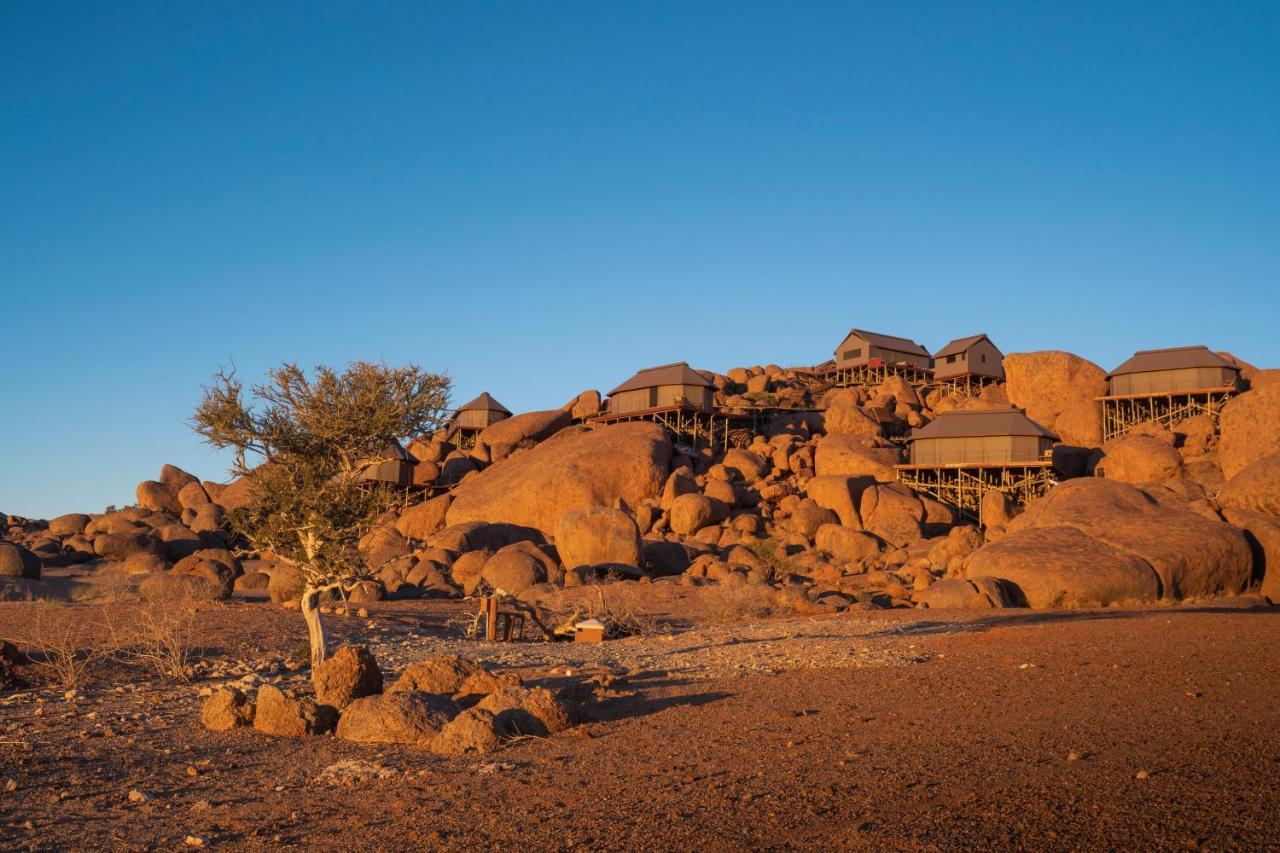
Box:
908, 408, 1057, 442
934, 333, 991, 359
456, 391, 511, 416
843, 328, 931, 358
1107, 345, 1239, 378
609, 362, 713, 395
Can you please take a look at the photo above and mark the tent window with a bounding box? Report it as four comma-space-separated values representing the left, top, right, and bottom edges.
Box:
648, 387, 659, 408
946, 355, 957, 364
843, 347, 862, 360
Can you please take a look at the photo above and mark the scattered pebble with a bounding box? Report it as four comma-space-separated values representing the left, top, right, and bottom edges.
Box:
1136, 769, 1150, 780
128, 789, 153, 803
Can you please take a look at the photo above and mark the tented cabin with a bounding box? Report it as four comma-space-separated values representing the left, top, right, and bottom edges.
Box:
357, 439, 418, 487
447, 392, 512, 441
834, 329, 931, 370
907, 408, 1056, 466
932, 333, 1005, 381
1106, 346, 1242, 396
608, 362, 715, 415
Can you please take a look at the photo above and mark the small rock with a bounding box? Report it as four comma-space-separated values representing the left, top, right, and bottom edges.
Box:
4, 779, 17, 792
185, 835, 206, 848
1135, 769, 1149, 780
1067, 751, 1082, 762
128, 788, 153, 803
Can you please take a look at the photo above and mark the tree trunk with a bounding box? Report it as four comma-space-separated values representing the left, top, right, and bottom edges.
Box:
300, 587, 328, 673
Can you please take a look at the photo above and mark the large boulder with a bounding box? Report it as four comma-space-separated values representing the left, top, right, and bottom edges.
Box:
447, 423, 671, 536
389, 656, 487, 695
313, 645, 384, 710
813, 434, 899, 483
568, 389, 603, 420
1001, 478, 1252, 600
476, 685, 574, 737
804, 476, 862, 527
1095, 435, 1183, 485
859, 484, 924, 547
0, 543, 40, 579
1221, 508, 1280, 604
480, 541, 552, 595
159, 464, 201, 494
964, 526, 1161, 608
822, 390, 882, 437
722, 449, 769, 482
1218, 451, 1280, 517
473, 409, 573, 462
93, 531, 160, 562
253, 685, 338, 737
136, 480, 181, 515
335, 692, 459, 746
814, 524, 882, 564
1219, 385, 1280, 479
396, 494, 453, 541
1003, 351, 1107, 448
201, 687, 255, 731
555, 507, 643, 572
47, 513, 90, 537
915, 578, 1010, 609
668, 493, 724, 536
431, 708, 503, 756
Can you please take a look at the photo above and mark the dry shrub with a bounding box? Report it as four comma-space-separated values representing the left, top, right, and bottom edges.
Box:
105, 583, 210, 682
537, 582, 664, 639
696, 584, 776, 625
0, 603, 112, 689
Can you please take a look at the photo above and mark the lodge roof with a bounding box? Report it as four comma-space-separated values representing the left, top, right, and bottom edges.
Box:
934, 333, 992, 359
609, 362, 714, 396
843, 328, 931, 358
456, 391, 512, 416
908, 407, 1058, 442
1107, 345, 1239, 378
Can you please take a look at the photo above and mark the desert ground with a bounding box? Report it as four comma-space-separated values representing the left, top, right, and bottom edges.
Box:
2, 583, 1276, 852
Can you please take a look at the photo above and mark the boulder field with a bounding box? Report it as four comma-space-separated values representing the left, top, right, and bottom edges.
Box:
4, 355, 1278, 610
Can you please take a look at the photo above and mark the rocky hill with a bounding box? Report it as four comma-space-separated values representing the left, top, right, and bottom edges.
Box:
4, 351, 1279, 611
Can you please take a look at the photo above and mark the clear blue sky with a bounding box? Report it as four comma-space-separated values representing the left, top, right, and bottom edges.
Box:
2, 2, 1277, 518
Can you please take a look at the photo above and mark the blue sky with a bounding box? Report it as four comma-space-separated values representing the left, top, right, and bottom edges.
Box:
1, 2, 1277, 517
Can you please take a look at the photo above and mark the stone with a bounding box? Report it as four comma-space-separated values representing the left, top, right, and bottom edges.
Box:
669, 493, 722, 536
313, 645, 384, 710
915, 578, 1003, 609
1221, 508, 1280, 604
480, 542, 549, 595
47, 514, 90, 537
432, 707, 503, 755
252, 685, 338, 737
172, 550, 237, 599
659, 468, 699, 511
335, 692, 459, 746
200, 687, 255, 731
187, 504, 226, 535
395, 494, 453, 540
476, 685, 574, 737
722, 448, 769, 482
814, 524, 883, 563
569, 389, 602, 420
1218, 451, 1280, 517
159, 464, 200, 494
788, 502, 840, 539
555, 507, 643, 572
1095, 435, 1183, 485
1219, 385, 1280, 479
268, 563, 305, 603
964, 525, 1160, 608
980, 489, 1019, 529
361, 527, 410, 570
473, 408, 573, 462
1003, 351, 1108, 447
0, 543, 40, 579
93, 531, 160, 562
136, 480, 181, 515
389, 657, 487, 695
803, 476, 862, 528
822, 390, 883, 437
1003, 478, 1252, 600
859, 484, 924, 547
447, 423, 671, 536
813, 433, 899, 483
177, 482, 211, 510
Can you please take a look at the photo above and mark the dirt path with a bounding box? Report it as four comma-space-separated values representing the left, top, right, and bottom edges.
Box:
1, 602, 1277, 851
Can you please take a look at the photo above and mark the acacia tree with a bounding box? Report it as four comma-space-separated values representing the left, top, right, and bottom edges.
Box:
192, 361, 451, 670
